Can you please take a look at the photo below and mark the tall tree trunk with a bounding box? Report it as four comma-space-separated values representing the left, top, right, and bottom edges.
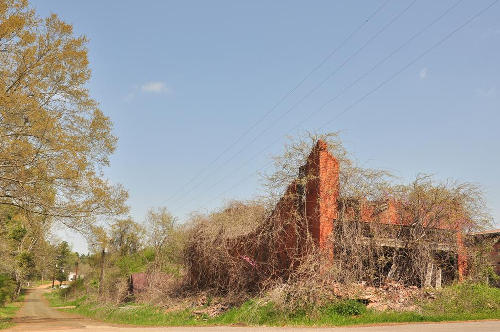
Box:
15, 281, 22, 298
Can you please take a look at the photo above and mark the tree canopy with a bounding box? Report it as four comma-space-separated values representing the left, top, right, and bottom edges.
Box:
0, 0, 128, 231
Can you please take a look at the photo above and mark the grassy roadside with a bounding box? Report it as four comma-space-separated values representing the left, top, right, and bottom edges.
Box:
0, 294, 25, 330
44, 283, 500, 327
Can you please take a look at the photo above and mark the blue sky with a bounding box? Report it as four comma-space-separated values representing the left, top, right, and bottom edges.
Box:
32, 0, 500, 253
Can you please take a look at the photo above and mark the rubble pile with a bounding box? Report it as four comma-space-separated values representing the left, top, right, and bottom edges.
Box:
331, 281, 428, 311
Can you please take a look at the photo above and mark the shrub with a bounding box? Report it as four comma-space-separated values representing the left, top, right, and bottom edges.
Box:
115, 249, 155, 276
422, 282, 500, 315
0, 274, 16, 306
60, 278, 85, 298
184, 201, 268, 294
324, 299, 367, 316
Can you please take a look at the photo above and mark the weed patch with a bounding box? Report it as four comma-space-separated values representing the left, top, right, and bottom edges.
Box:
45, 283, 500, 327
421, 282, 500, 316
0, 294, 24, 330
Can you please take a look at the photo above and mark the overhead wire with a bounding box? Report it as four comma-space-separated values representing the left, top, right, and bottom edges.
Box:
161, 0, 391, 205
169, 0, 416, 207
178, 0, 496, 214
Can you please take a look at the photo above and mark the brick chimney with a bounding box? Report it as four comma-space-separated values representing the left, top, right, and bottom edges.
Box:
304, 140, 339, 261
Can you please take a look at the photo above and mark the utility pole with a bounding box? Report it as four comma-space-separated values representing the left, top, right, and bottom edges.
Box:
52, 263, 57, 288
98, 249, 105, 295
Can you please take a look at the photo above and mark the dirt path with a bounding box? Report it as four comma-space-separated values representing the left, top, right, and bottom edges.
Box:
6, 287, 500, 331
7, 286, 106, 331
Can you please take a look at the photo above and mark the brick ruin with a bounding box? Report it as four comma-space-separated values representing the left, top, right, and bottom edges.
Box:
469, 229, 500, 285
220, 140, 467, 288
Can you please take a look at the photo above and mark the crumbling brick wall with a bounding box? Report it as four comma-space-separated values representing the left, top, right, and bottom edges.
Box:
266, 139, 339, 270
221, 140, 339, 279
224, 139, 466, 284
303, 140, 339, 262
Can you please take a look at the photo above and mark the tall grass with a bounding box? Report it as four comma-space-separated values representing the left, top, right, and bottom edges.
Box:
421, 282, 500, 316
45, 282, 500, 327
0, 293, 24, 330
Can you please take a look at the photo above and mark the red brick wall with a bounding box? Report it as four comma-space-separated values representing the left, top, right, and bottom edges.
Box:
457, 232, 467, 281
269, 180, 302, 272
304, 140, 338, 261
359, 198, 401, 224
493, 239, 500, 276
266, 140, 339, 271
227, 139, 467, 281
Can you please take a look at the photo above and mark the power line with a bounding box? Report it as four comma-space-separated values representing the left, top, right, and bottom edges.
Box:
169, 0, 416, 206
179, 0, 497, 214
160, 0, 391, 205
318, 0, 498, 130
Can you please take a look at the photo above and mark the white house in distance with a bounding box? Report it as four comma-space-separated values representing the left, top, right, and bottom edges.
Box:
67, 272, 83, 281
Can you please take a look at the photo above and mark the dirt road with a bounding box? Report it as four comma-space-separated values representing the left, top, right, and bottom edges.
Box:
6, 287, 500, 331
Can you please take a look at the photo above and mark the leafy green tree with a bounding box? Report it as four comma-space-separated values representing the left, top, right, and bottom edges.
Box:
32, 239, 58, 282
0, 274, 16, 306
145, 207, 185, 270
0, 207, 41, 295
55, 269, 68, 287
109, 218, 144, 256
0, 0, 127, 300
51, 241, 71, 287
0, 0, 128, 232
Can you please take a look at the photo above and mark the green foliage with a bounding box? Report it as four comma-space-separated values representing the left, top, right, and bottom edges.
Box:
46, 283, 500, 327
55, 269, 69, 284
49, 241, 73, 285
8, 225, 26, 242
422, 282, 500, 315
0, 275, 16, 307
145, 207, 187, 268
56, 241, 72, 267
45, 292, 197, 326
89, 278, 99, 290
17, 252, 34, 269
0, 280, 23, 329
0, 301, 21, 329
467, 238, 500, 285
45, 290, 86, 308
115, 249, 155, 276
109, 218, 145, 256
0, 0, 128, 230
323, 300, 367, 316
57, 279, 86, 301
0, 206, 65, 298
217, 300, 280, 326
